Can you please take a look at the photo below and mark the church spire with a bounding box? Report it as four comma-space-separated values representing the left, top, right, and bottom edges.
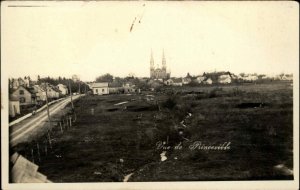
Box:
162, 49, 166, 69
150, 49, 154, 69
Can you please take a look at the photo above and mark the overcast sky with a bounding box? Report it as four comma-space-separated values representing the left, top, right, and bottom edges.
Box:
2, 1, 299, 81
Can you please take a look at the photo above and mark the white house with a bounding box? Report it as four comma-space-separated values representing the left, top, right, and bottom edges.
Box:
91, 82, 109, 95
9, 95, 20, 117
32, 85, 47, 101
219, 74, 232, 84
57, 84, 69, 95
46, 85, 60, 99
196, 76, 205, 84
204, 78, 213, 85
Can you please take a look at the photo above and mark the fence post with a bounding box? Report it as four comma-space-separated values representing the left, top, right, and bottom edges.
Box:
59, 122, 63, 133
37, 142, 41, 162
47, 130, 52, 149
69, 116, 72, 127
45, 143, 48, 156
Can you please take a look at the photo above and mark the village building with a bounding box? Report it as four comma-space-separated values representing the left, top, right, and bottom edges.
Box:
218, 74, 232, 84
164, 78, 174, 86
32, 85, 47, 102
183, 73, 193, 85
280, 74, 293, 81
172, 78, 183, 86
196, 76, 206, 84
203, 78, 213, 85
239, 74, 258, 82
123, 83, 136, 94
108, 82, 123, 94
11, 86, 36, 105
91, 82, 109, 95
9, 95, 21, 117
150, 50, 171, 80
57, 84, 69, 95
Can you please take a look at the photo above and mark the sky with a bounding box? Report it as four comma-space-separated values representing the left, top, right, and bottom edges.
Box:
2, 1, 299, 81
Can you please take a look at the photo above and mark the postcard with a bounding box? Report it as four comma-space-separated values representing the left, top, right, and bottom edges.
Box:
1, 1, 299, 190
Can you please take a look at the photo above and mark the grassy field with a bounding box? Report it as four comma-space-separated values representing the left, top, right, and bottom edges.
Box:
21, 82, 293, 182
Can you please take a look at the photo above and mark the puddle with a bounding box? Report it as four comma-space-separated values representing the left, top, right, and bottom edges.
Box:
160, 151, 167, 162
114, 101, 128, 106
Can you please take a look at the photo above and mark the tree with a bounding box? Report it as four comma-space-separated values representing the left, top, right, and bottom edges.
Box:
96, 73, 114, 83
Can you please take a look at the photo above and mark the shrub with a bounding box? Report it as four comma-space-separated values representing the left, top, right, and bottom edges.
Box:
162, 96, 177, 110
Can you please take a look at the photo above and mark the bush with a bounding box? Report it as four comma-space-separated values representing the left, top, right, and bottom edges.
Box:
162, 96, 177, 110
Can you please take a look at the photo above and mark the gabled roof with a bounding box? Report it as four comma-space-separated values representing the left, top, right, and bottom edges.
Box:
173, 78, 183, 83
57, 84, 67, 88
12, 85, 34, 95
91, 82, 109, 88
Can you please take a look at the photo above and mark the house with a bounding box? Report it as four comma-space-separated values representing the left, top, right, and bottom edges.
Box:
91, 82, 109, 95
57, 84, 69, 95
164, 78, 174, 86
218, 74, 232, 84
108, 82, 123, 94
9, 95, 20, 117
123, 83, 136, 94
40, 84, 60, 99
281, 74, 293, 81
182, 73, 192, 85
172, 78, 183, 86
196, 76, 206, 84
240, 74, 258, 82
51, 87, 61, 98
11, 86, 36, 105
203, 78, 213, 85
32, 85, 47, 102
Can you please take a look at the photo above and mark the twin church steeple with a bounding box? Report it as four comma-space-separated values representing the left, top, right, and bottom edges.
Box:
150, 49, 170, 80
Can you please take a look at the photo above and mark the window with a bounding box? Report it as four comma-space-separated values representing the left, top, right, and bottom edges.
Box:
102, 89, 105, 92
96, 89, 98, 93
19, 90, 24, 95
19, 97, 25, 103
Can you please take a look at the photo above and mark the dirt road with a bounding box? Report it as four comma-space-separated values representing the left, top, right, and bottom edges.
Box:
9, 95, 82, 147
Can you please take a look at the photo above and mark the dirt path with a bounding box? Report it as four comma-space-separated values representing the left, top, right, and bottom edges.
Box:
10, 95, 82, 146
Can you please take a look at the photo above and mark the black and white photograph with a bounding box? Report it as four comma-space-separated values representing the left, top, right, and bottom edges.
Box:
1, 1, 299, 190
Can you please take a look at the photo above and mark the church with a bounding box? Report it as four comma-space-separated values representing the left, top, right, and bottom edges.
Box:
150, 50, 171, 80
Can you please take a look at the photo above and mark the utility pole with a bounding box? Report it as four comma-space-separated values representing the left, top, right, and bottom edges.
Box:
44, 83, 52, 148
44, 83, 51, 127
69, 80, 74, 110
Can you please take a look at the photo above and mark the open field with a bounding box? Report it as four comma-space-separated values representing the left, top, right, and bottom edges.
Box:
11, 82, 293, 182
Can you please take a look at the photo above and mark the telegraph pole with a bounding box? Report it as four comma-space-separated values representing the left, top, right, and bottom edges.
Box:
44, 83, 51, 127
44, 83, 52, 148
69, 80, 74, 110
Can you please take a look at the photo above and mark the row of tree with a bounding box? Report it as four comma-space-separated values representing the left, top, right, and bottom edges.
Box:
38, 76, 90, 94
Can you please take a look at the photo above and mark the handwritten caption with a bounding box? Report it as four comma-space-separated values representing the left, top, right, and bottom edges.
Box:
156, 141, 231, 151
